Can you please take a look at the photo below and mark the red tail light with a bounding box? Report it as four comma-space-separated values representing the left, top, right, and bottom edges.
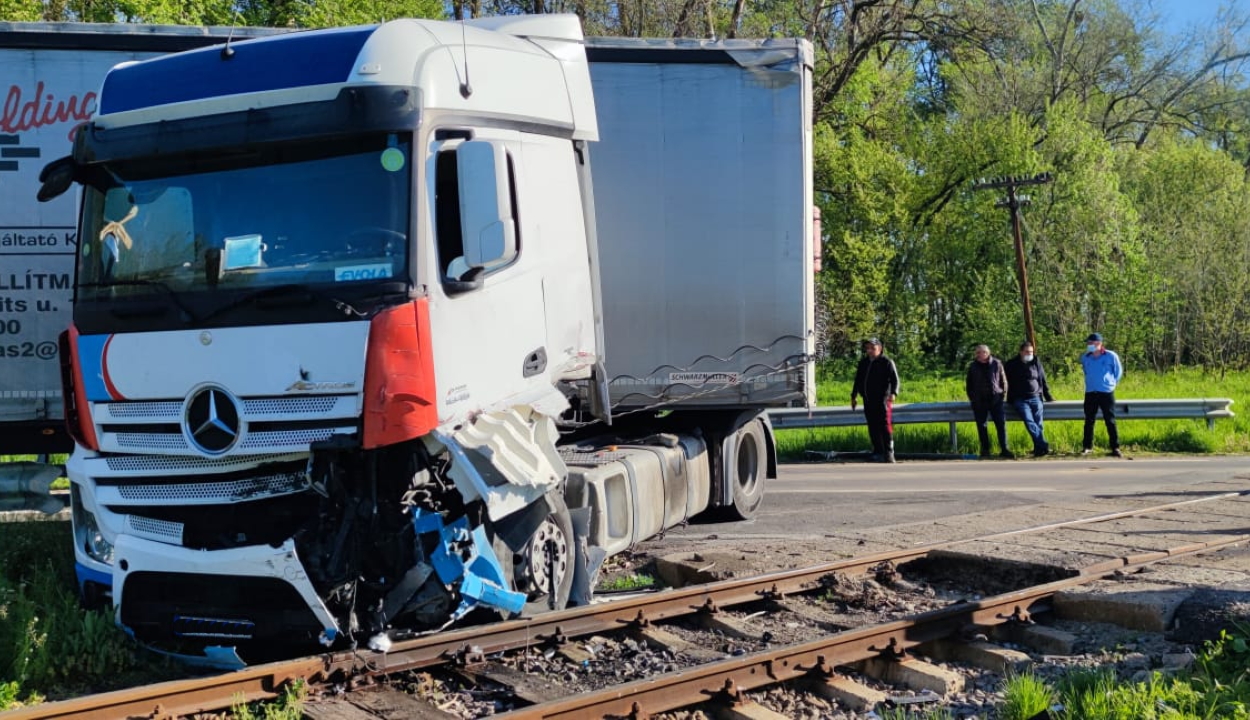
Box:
361, 298, 438, 449
59, 326, 99, 451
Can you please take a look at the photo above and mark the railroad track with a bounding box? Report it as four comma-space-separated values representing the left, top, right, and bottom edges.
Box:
7, 492, 1249, 720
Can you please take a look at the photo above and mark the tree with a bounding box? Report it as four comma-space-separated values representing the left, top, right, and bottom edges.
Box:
0, 0, 442, 25
1119, 134, 1250, 372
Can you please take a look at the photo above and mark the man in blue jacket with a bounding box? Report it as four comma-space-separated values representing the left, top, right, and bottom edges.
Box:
1081, 333, 1124, 457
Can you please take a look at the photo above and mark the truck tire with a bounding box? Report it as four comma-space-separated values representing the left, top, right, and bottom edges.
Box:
512, 491, 575, 614
727, 419, 766, 520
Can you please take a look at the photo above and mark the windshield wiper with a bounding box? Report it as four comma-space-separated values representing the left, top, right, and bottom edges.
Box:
197, 283, 365, 326
79, 280, 199, 324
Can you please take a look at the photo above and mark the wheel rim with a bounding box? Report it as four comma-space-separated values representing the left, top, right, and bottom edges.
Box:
736, 432, 761, 496
518, 516, 570, 598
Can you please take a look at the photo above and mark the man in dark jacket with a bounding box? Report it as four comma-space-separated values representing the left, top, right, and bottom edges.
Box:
851, 338, 900, 463
1004, 341, 1055, 457
965, 344, 1013, 459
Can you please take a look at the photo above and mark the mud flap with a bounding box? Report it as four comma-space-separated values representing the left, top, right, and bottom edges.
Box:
568, 506, 606, 607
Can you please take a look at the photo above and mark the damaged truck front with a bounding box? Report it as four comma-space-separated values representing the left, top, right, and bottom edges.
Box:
43, 15, 815, 666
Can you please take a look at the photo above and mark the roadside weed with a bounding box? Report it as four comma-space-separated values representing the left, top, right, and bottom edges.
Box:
1000, 670, 1054, 720
231, 680, 307, 720
597, 572, 658, 592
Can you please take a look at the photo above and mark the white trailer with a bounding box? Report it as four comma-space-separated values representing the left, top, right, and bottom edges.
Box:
31, 16, 813, 666
0, 23, 282, 511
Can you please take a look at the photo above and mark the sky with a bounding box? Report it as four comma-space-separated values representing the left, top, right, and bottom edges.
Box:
1144, 0, 1243, 32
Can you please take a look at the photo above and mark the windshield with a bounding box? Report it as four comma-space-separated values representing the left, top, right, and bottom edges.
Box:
77, 134, 411, 301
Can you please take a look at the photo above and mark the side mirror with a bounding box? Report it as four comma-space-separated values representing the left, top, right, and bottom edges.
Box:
37, 156, 77, 202
456, 141, 517, 270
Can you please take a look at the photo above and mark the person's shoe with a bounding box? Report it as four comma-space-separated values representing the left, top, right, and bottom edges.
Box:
869, 453, 882, 463
1081, 448, 1093, 456
884, 451, 896, 464
1033, 446, 1050, 458
1110, 448, 1123, 458
1000, 450, 1015, 459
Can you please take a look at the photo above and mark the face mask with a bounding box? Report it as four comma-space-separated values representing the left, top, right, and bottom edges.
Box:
1022, 354, 1034, 363
1087, 344, 1098, 353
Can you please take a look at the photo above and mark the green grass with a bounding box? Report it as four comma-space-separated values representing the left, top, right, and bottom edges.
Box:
999, 671, 1056, 719
231, 680, 307, 720
0, 519, 178, 708
1, 454, 70, 466
992, 623, 1250, 720
596, 572, 658, 592
778, 366, 1250, 459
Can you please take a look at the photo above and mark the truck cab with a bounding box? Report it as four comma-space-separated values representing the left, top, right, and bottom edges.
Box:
42, 15, 813, 666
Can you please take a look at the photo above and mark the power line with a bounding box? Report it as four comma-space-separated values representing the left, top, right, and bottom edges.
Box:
972, 173, 1054, 351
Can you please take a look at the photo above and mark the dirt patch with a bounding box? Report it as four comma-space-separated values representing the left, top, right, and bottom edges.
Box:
1168, 588, 1250, 645
902, 550, 1076, 596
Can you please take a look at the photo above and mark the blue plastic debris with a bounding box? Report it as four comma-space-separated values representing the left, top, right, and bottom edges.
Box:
413, 508, 526, 618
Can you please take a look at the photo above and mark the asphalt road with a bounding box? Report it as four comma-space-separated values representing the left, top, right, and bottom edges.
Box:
671, 456, 1250, 541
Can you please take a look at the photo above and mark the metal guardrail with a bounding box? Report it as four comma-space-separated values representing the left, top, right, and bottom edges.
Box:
768, 398, 1235, 452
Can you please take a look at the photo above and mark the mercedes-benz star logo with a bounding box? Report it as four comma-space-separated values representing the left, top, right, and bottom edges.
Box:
184, 386, 242, 455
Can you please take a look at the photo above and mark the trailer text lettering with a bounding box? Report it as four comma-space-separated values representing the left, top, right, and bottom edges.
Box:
2, 82, 97, 141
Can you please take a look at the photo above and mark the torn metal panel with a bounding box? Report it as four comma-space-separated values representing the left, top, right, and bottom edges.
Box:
112, 534, 340, 643
434, 406, 567, 520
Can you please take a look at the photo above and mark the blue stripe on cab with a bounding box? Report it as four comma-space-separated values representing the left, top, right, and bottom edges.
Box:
76, 333, 111, 402
100, 27, 377, 115
76, 562, 113, 592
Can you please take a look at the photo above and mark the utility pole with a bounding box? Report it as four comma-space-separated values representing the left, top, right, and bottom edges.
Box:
972, 173, 1053, 352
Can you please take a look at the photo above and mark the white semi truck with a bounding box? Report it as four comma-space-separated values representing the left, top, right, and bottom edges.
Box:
28, 15, 814, 666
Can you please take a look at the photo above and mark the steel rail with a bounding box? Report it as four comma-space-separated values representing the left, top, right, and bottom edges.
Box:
496, 533, 1250, 720
2, 546, 930, 720
6, 491, 1245, 719
0, 658, 328, 720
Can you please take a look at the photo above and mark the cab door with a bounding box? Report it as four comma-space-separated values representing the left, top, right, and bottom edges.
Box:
422, 128, 556, 425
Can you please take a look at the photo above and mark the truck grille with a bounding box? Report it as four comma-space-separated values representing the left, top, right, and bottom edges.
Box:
126, 514, 185, 544
94, 394, 358, 457
104, 453, 306, 473
101, 396, 344, 420
96, 459, 309, 505
112, 471, 306, 504
113, 428, 343, 452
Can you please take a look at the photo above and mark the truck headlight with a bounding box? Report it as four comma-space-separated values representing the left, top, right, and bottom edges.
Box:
77, 507, 114, 565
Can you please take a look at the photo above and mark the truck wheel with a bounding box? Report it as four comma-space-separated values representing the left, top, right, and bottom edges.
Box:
513, 491, 575, 614
727, 420, 766, 520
